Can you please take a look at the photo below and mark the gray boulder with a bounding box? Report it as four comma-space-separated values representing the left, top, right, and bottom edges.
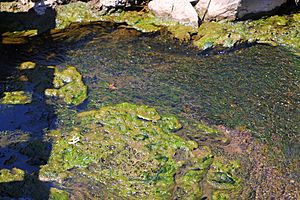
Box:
196, 0, 288, 21
148, 0, 199, 27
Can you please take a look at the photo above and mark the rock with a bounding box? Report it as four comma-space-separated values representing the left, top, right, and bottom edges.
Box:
91, 0, 140, 14
195, 0, 288, 21
148, 0, 199, 27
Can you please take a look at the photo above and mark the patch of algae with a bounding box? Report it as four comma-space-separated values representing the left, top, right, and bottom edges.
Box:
0, 168, 25, 183
45, 66, 87, 106
49, 188, 69, 200
19, 61, 36, 70
193, 14, 300, 52
55, 2, 101, 29
0, 91, 32, 104
212, 191, 230, 200
207, 158, 241, 190
40, 103, 241, 199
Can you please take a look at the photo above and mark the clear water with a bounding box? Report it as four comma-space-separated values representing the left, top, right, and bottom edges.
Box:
0, 22, 299, 198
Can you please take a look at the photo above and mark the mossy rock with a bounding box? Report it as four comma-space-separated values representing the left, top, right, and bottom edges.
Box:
45, 66, 87, 106
0, 168, 25, 183
0, 91, 32, 104
40, 103, 233, 199
193, 14, 300, 52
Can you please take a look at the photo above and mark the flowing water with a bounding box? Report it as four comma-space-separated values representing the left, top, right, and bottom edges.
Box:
0, 22, 299, 198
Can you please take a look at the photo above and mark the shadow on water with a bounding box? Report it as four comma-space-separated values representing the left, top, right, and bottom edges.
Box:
0, 6, 56, 35
0, 7, 57, 199
0, 12, 122, 197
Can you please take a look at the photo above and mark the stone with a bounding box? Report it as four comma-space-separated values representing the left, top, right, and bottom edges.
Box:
91, 0, 138, 13
195, 0, 288, 21
148, 0, 199, 27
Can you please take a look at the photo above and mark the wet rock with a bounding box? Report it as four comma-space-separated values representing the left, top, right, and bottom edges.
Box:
148, 0, 199, 27
45, 66, 87, 106
196, 0, 288, 21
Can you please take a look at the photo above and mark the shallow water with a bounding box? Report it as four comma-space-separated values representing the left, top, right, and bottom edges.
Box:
0, 22, 299, 198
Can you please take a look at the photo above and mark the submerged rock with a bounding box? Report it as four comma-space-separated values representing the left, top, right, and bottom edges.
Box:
148, 0, 199, 27
45, 66, 87, 106
196, 0, 288, 21
40, 103, 241, 199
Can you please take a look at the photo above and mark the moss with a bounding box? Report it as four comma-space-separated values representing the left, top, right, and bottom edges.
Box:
212, 191, 230, 200
0, 91, 32, 104
158, 115, 182, 133
207, 158, 241, 190
167, 25, 197, 42
19, 61, 36, 70
0, 168, 25, 183
55, 2, 101, 29
49, 188, 69, 200
193, 14, 300, 53
45, 66, 87, 106
40, 103, 233, 199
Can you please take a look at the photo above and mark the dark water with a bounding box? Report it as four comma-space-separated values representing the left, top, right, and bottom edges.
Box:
0, 22, 299, 198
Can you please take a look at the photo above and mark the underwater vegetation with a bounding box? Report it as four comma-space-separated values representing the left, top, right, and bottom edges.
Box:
45, 66, 87, 106
40, 103, 241, 199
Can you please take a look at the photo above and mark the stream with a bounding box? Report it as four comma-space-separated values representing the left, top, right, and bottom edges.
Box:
0, 22, 299, 199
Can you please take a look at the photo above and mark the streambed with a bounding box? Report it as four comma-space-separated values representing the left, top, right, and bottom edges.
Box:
0, 22, 299, 199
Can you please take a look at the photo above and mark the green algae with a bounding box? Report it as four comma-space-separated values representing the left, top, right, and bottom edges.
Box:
45, 66, 87, 106
0, 91, 32, 104
49, 188, 69, 200
19, 61, 36, 70
55, 2, 101, 29
40, 103, 241, 199
193, 14, 300, 52
207, 158, 241, 190
0, 168, 25, 183
212, 191, 230, 200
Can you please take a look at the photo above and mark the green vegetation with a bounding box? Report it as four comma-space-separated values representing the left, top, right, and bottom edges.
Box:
0, 91, 32, 104
49, 188, 69, 200
193, 14, 300, 53
45, 66, 87, 106
0, 168, 25, 183
40, 103, 241, 199
19, 61, 36, 70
